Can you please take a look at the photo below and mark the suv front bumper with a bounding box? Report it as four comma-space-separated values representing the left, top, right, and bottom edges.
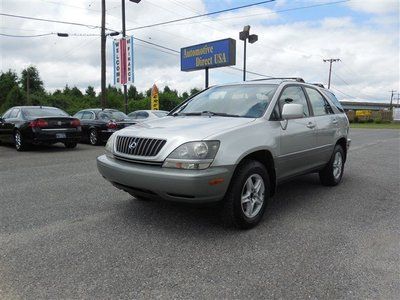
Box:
97, 155, 234, 203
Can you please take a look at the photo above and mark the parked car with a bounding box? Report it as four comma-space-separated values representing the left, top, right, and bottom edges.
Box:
97, 78, 350, 229
0, 106, 81, 151
73, 109, 136, 145
127, 110, 169, 122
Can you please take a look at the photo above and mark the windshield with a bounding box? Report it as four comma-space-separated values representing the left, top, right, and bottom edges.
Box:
22, 107, 69, 118
175, 84, 277, 118
98, 110, 127, 121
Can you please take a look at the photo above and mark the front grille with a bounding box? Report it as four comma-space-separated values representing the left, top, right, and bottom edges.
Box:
116, 136, 166, 157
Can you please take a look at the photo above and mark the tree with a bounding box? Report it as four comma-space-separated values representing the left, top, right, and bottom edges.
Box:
85, 86, 96, 97
128, 85, 138, 100
1, 86, 25, 111
181, 92, 189, 100
20, 66, 44, 97
190, 88, 201, 96
0, 70, 19, 109
70, 86, 83, 98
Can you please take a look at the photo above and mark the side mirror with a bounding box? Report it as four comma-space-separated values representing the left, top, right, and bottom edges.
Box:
282, 103, 304, 120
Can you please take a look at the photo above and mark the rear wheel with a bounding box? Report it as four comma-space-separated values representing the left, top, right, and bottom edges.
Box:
14, 130, 27, 151
89, 129, 99, 145
319, 144, 345, 186
64, 142, 77, 149
221, 159, 269, 229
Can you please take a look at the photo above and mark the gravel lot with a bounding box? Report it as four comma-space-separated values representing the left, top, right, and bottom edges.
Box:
0, 129, 399, 299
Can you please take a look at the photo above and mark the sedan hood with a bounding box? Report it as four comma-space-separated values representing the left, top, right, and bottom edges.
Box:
117, 116, 255, 141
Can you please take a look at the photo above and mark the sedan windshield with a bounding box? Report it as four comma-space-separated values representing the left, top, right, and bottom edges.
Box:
175, 84, 277, 118
22, 107, 69, 118
98, 111, 127, 121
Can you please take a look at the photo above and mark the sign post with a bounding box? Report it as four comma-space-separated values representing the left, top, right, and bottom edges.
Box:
181, 38, 236, 88
151, 84, 159, 110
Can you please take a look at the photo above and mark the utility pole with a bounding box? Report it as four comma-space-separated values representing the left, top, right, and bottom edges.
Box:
26, 71, 30, 105
389, 89, 396, 111
101, 0, 106, 109
323, 58, 340, 89
239, 25, 258, 82
121, 0, 128, 114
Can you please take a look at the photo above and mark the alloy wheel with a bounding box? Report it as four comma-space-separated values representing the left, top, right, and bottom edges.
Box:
333, 151, 343, 180
241, 174, 265, 218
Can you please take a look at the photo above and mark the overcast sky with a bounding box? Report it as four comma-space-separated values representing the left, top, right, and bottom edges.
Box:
1, 0, 399, 102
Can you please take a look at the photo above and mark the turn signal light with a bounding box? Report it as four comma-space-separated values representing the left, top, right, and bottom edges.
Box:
29, 119, 48, 128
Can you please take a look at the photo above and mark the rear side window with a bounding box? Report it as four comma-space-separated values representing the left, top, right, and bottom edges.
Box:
278, 86, 310, 117
2, 109, 13, 119
82, 111, 94, 120
324, 90, 344, 112
136, 111, 149, 119
73, 111, 84, 119
305, 87, 333, 116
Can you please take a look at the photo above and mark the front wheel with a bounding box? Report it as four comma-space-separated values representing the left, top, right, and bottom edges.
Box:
221, 159, 270, 229
319, 145, 345, 186
89, 129, 99, 145
14, 130, 27, 151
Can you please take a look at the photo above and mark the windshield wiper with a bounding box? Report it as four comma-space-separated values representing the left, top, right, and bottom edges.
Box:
179, 111, 240, 117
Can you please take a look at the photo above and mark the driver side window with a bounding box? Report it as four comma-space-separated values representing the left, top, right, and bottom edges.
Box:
278, 86, 310, 118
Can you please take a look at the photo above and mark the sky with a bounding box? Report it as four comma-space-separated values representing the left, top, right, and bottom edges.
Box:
0, 0, 399, 102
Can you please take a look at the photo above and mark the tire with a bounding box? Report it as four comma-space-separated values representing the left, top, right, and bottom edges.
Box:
129, 193, 151, 201
221, 159, 270, 229
14, 130, 27, 151
89, 129, 99, 145
319, 144, 345, 186
64, 142, 77, 149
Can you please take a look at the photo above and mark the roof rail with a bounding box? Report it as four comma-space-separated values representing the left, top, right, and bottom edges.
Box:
312, 83, 325, 88
249, 77, 305, 83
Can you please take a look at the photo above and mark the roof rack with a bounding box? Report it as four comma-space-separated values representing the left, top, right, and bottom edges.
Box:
249, 77, 305, 83
311, 83, 325, 88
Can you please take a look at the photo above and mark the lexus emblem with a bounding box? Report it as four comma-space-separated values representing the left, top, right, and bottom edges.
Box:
57, 121, 62, 126
128, 141, 137, 150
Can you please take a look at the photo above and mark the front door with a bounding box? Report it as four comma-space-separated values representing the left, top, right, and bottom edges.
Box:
275, 85, 319, 180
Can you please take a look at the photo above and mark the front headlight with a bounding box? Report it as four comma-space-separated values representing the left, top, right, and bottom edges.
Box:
163, 141, 220, 170
105, 133, 117, 157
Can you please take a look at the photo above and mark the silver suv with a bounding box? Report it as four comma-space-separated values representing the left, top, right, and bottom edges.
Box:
97, 78, 350, 229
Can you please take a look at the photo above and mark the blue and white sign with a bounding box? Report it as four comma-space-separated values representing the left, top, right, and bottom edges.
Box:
181, 38, 236, 72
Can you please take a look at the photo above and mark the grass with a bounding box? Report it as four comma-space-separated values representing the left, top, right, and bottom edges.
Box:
350, 122, 400, 129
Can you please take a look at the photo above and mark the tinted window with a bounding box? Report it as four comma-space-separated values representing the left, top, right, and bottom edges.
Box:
98, 110, 127, 121
136, 111, 149, 119
323, 90, 344, 112
278, 86, 310, 117
73, 111, 84, 119
128, 112, 137, 118
177, 84, 278, 118
305, 87, 332, 116
82, 111, 94, 120
22, 107, 69, 118
9, 108, 20, 118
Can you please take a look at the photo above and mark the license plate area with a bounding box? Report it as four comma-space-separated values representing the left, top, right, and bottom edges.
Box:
56, 133, 66, 139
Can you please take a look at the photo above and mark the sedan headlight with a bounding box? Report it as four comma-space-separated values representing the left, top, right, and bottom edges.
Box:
163, 141, 220, 170
105, 133, 117, 157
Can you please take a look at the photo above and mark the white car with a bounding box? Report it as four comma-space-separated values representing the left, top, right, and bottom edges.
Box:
127, 110, 168, 122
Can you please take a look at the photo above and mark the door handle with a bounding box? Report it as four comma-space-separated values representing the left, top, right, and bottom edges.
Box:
332, 118, 338, 124
306, 122, 315, 129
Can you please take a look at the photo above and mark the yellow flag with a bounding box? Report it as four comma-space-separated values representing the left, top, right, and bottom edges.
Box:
150, 84, 159, 110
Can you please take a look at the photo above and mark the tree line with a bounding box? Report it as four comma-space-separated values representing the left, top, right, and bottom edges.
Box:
0, 66, 201, 115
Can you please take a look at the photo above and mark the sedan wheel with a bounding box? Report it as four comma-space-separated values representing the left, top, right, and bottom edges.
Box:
241, 174, 265, 219
14, 131, 26, 151
89, 129, 98, 145
319, 144, 345, 186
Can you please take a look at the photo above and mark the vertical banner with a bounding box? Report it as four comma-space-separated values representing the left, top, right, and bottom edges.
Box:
151, 84, 159, 110
113, 37, 134, 85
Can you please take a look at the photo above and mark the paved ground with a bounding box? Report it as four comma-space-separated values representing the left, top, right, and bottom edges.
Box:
0, 129, 399, 299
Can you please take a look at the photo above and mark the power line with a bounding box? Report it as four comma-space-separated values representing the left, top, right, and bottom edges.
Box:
126, 0, 276, 31
0, 12, 112, 30
0, 33, 54, 38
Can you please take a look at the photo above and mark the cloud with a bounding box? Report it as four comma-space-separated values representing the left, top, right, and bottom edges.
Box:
346, 0, 399, 15
0, 0, 399, 102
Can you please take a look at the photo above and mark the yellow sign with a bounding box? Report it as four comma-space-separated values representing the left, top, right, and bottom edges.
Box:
356, 110, 372, 117
150, 84, 159, 110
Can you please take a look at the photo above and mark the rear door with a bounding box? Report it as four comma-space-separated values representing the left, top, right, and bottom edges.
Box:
0, 109, 13, 142
304, 87, 337, 165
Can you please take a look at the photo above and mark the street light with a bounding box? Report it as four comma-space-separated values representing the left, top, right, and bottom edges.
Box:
239, 25, 258, 81
56, 33, 69, 37
121, 0, 141, 114
107, 31, 120, 37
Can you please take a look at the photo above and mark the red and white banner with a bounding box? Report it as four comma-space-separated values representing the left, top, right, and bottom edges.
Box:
113, 36, 134, 85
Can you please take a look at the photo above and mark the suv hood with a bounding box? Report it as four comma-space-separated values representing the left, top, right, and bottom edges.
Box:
118, 116, 255, 141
